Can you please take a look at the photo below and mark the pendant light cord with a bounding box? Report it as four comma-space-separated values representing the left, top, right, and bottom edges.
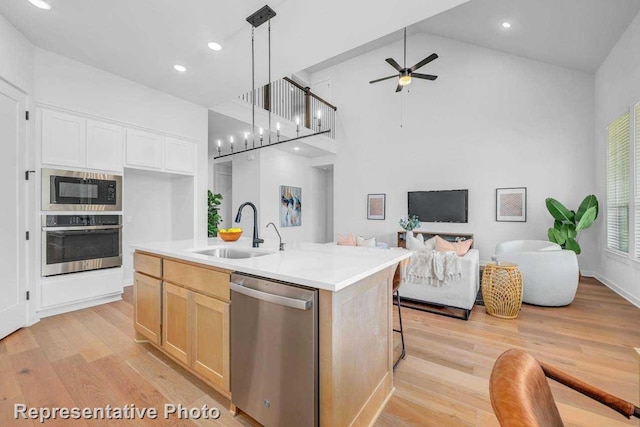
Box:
268, 18, 272, 145
251, 26, 256, 148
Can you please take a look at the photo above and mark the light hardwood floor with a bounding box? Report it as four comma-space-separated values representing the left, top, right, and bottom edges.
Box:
1, 278, 638, 426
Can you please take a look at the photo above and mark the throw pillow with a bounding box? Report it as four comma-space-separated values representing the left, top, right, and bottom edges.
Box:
406, 233, 436, 252
406, 233, 425, 251
435, 236, 473, 256
337, 233, 356, 246
423, 236, 437, 251
356, 235, 376, 247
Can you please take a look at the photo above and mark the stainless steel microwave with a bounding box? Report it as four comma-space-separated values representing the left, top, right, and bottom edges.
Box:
42, 168, 122, 211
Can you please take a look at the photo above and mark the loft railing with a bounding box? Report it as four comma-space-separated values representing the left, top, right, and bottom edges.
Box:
239, 77, 337, 139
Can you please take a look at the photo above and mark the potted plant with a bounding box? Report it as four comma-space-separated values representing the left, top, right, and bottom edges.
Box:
208, 190, 223, 237
545, 195, 598, 255
399, 215, 421, 232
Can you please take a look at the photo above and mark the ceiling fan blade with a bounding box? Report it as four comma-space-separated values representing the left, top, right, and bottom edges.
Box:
412, 73, 438, 81
410, 53, 438, 72
369, 75, 398, 84
386, 58, 403, 72
395, 84, 403, 93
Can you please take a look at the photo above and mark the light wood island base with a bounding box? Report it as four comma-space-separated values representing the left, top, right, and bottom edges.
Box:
319, 266, 397, 427
133, 248, 402, 426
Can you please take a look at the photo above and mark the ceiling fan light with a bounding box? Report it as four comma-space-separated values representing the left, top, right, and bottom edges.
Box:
399, 75, 412, 86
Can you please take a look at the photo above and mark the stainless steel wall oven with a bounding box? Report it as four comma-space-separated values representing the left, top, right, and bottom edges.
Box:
41, 215, 122, 277
42, 168, 122, 211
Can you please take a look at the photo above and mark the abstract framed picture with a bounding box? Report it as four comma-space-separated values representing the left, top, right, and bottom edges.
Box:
496, 187, 527, 222
280, 185, 301, 227
367, 193, 386, 220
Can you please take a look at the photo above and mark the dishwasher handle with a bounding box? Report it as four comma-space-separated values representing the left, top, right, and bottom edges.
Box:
230, 282, 312, 310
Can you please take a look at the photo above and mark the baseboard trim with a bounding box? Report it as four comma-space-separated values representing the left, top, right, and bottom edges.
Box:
594, 273, 640, 309
580, 270, 595, 278
37, 293, 122, 318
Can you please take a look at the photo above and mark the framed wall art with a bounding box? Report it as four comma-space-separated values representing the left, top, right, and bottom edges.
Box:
280, 185, 301, 227
496, 187, 527, 222
367, 193, 386, 220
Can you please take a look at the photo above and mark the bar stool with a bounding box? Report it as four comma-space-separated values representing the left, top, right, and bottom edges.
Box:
392, 267, 406, 369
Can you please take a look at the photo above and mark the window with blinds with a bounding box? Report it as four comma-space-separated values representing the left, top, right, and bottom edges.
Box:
606, 112, 630, 253
635, 104, 640, 258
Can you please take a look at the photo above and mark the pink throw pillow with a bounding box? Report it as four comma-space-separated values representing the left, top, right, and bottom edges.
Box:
435, 236, 473, 256
337, 233, 356, 246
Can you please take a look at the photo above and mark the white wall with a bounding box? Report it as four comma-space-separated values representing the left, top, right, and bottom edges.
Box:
230, 152, 261, 235
594, 11, 640, 306
122, 170, 173, 283
326, 168, 334, 242
310, 33, 597, 268
224, 149, 330, 245
0, 13, 33, 93
33, 48, 209, 240
259, 150, 328, 244
121, 170, 194, 283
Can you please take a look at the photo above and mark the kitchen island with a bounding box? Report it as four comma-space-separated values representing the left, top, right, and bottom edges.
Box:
131, 238, 411, 427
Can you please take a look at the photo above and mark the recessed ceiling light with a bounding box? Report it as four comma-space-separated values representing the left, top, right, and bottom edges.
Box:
28, 0, 51, 10
502, 22, 512, 29
173, 64, 187, 72
294, 147, 300, 151
207, 42, 223, 51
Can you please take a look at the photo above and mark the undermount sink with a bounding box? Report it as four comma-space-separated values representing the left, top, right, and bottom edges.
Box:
194, 247, 273, 259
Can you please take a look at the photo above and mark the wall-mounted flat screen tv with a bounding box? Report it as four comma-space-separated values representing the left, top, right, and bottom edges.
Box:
408, 190, 468, 223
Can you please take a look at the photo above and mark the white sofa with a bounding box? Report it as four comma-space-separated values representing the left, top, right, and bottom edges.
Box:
493, 240, 579, 306
399, 232, 480, 320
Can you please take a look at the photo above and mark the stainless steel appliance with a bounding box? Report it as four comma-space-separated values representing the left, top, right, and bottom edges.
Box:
231, 273, 318, 427
41, 215, 122, 276
42, 168, 122, 211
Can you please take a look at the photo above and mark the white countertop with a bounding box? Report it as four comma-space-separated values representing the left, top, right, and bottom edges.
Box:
132, 237, 411, 292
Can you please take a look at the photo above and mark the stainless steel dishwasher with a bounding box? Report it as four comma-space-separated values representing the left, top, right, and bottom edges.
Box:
230, 273, 318, 427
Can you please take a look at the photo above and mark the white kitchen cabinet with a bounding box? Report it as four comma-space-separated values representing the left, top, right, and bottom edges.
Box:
164, 137, 195, 174
125, 129, 164, 170
41, 110, 86, 168
86, 119, 124, 172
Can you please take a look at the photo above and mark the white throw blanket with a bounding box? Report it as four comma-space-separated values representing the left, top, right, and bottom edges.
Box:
403, 250, 462, 287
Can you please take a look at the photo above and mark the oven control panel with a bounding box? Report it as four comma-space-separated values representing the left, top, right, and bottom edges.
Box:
43, 215, 122, 227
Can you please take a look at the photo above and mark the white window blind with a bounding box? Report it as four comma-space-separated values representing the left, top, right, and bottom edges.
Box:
635, 104, 640, 258
606, 112, 630, 253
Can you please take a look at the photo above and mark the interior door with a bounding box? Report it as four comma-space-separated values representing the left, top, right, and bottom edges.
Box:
0, 80, 27, 339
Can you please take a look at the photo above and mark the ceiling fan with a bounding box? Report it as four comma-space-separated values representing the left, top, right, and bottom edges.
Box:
369, 28, 438, 92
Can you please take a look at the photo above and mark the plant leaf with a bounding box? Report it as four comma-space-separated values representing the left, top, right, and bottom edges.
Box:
554, 220, 563, 229
561, 223, 577, 240
559, 224, 568, 242
576, 206, 597, 231
565, 237, 581, 255
549, 228, 565, 245
546, 198, 574, 223
576, 195, 598, 222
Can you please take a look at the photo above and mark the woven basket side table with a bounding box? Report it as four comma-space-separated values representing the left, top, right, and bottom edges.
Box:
482, 262, 523, 319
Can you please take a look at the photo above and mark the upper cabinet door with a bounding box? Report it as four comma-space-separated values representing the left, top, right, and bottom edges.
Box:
164, 138, 195, 174
125, 129, 164, 170
41, 110, 86, 168
86, 120, 124, 173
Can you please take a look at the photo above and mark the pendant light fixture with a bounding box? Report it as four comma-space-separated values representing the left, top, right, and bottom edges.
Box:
213, 5, 331, 159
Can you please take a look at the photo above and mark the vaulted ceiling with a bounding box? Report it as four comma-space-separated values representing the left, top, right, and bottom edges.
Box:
0, 0, 468, 108
307, 0, 640, 75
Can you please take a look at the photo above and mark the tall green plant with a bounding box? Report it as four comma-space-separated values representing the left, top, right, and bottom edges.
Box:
208, 190, 223, 237
546, 195, 598, 255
